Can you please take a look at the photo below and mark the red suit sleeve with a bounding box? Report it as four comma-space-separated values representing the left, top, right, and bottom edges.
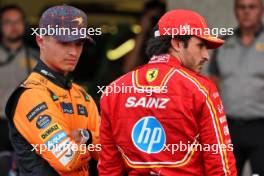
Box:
198, 82, 237, 176
98, 95, 126, 176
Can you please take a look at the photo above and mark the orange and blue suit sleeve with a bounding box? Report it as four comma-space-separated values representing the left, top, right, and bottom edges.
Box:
13, 88, 92, 175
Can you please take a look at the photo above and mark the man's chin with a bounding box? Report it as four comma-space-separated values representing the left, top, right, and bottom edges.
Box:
68, 67, 76, 72
7, 35, 23, 43
62, 66, 76, 74
194, 67, 202, 73
185, 65, 202, 73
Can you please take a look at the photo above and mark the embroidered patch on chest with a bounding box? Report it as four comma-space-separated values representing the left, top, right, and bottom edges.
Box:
60, 102, 74, 114
77, 104, 88, 117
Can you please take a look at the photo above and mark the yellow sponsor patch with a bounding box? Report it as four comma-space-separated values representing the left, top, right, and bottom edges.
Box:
146, 69, 159, 82
40, 123, 61, 141
256, 43, 264, 52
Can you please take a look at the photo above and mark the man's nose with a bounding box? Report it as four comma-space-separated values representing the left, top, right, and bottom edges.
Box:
203, 49, 209, 61
68, 44, 79, 56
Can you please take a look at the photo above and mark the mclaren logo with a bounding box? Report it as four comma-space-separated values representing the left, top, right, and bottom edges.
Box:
72, 17, 83, 25
146, 69, 158, 82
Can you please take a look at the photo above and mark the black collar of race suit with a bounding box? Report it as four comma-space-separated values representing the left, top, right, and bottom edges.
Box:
33, 59, 73, 90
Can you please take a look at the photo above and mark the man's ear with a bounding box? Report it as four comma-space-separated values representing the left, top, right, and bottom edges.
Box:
35, 35, 43, 48
171, 39, 184, 52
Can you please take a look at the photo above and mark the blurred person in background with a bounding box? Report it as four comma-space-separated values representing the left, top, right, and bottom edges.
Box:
123, 0, 166, 73
208, 0, 264, 175
0, 4, 38, 176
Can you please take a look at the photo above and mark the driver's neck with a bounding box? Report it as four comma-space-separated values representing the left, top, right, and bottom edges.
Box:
169, 48, 184, 65
40, 57, 68, 76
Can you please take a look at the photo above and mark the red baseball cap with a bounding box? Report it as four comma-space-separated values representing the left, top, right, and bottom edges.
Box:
155, 9, 224, 49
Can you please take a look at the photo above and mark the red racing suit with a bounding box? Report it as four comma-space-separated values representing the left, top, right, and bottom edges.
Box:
99, 54, 237, 176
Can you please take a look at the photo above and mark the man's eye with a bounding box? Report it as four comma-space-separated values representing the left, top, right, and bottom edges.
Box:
198, 43, 205, 48
60, 42, 69, 46
249, 5, 258, 9
238, 4, 258, 10
76, 41, 84, 46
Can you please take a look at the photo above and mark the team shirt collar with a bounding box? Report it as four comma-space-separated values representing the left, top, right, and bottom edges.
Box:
148, 54, 182, 68
33, 59, 72, 89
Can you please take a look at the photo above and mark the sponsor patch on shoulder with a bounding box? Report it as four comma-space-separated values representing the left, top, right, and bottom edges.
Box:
60, 102, 74, 114
149, 54, 170, 64
77, 104, 88, 117
26, 102, 48, 121
146, 69, 159, 82
40, 123, 61, 140
36, 115, 51, 129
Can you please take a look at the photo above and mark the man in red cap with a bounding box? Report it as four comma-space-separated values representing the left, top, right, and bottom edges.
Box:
5, 5, 100, 176
99, 9, 237, 175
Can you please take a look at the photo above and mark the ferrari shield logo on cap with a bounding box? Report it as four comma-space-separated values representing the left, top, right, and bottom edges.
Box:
146, 69, 158, 82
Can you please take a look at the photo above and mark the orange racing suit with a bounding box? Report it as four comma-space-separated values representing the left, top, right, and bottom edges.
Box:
5, 60, 100, 176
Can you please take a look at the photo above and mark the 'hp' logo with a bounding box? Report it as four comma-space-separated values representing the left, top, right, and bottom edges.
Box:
132, 116, 166, 153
